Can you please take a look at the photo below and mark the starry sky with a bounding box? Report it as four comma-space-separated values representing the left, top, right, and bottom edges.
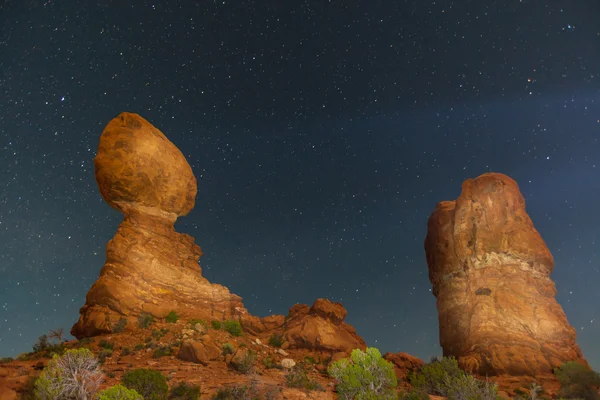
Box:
1, 0, 599, 371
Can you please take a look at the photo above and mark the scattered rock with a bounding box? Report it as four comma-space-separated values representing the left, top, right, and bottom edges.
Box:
280, 358, 296, 369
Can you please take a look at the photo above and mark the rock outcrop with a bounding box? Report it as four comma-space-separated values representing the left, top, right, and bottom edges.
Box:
424, 172, 587, 378
282, 298, 366, 354
71, 112, 248, 338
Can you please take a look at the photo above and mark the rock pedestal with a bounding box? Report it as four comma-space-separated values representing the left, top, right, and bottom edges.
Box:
71, 112, 247, 338
424, 172, 587, 377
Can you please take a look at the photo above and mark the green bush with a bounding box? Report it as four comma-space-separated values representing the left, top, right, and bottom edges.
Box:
169, 382, 200, 400
138, 312, 154, 329
554, 361, 600, 400
211, 320, 222, 330
32, 334, 65, 357
99, 339, 115, 350
409, 356, 463, 396
0, 357, 13, 363
122, 368, 169, 400
134, 343, 145, 351
328, 347, 397, 400
113, 318, 128, 333
122, 347, 131, 356
232, 349, 256, 374
98, 348, 114, 364
166, 310, 180, 323
222, 342, 235, 355
97, 384, 143, 400
153, 345, 173, 359
223, 320, 243, 336
444, 372, 498, 400
152, 328, 169, 339
34, 348, 103, 399
268, 333, 284, 348
399, 388, 431, 400
189, 319, 208, 329
285, 367, 324, 391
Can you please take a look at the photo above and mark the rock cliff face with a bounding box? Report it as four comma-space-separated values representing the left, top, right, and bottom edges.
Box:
71, 112, 248, 338
424, 172, 587, 377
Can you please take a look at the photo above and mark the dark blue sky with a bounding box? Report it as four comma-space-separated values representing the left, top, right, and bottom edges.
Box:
1, 0, 599, 370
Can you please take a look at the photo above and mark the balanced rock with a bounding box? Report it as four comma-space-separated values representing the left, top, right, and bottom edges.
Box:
283, 298, 366, 353
424, 172, 587, 377
71, 112, 248, 338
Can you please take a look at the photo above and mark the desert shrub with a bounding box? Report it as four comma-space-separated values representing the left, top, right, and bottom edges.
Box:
32, 334, 65, 356
304, 356, 317, 365
263, 356, 281, 369
34, 348, 103, 399
444, 372, 498, 400
138, 312, 154, 329
153, 345, 173, 359
169, 382, 201, 400
285, 367, 324, 391
399, 388, 431, 400
121, 347, 131, 356
152, 328, 169, 339
122, 369, 169, 400
165, 310, 180, 323
211, 320, 222, 330
409, 356, 463, 396
189, 319, 208, 329
0, 357, 13, 363
97, 384, 143, 400
134, 343, 145, 351
222, 342, 235, 355
268, 333, 284, 348
554, 361, 600, 400
223, 320, 243, 336
233, 349, 256, 374
113, 318, 128, 333
98, 348, 114, 364
328, 347, 397, 400
99, 339, 114, 350
211, 381, 266, 400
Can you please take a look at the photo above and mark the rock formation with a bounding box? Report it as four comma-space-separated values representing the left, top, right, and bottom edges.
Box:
71, 112, 248, 338
424, 172, 587, 378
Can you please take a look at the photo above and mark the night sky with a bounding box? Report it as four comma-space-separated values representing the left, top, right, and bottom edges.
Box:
1, 0, 599, 371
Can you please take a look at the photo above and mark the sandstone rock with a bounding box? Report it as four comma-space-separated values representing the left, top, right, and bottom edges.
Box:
275, 348, 288, 356
424, 172, 588, 378
241, 315, 266, 335
283, 298, 366, 353
193, 323, 206, 334
177, 340, 220, 364
230, 349, 255, 372
281, 358, 296, 369
261, 315, 286, 330
71, 113, 248, 338
383, 352, 424, 381
309, 298, 346, 325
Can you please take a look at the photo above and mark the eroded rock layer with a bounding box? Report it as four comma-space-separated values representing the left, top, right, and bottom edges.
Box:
424, 172, 587, 377
71, 113, 247, 338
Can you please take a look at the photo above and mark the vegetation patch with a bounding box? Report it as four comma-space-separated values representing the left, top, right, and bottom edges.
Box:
121, 368, 168, 400
223, 320, 243, 336
138, 312, 154, 329
165, 310, 180, 323
268, 333, 284, 348
112, 318, 128, 333
169, 382, 201, 400
328, 347, 397, 400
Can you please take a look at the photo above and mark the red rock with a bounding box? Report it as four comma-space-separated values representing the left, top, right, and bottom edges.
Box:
283, 298, 366, 353
424, 172, 588, 379
71, 113, 248, 338
178, 340, 221, 365
308, 298, 347, 325
383, 352, 424, 381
